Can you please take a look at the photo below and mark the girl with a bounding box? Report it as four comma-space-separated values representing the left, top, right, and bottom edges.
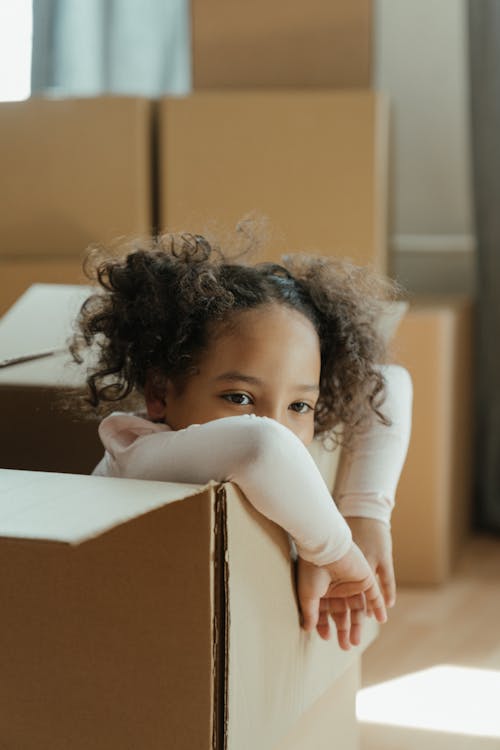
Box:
70, 231, 412, 650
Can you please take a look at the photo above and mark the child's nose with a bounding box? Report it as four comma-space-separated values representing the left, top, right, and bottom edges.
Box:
255, 405, 286, 426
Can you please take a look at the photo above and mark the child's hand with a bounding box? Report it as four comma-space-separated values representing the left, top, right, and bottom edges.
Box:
297, 543, 387, 650
316, 590, 367, 649
345, 517, 396, 609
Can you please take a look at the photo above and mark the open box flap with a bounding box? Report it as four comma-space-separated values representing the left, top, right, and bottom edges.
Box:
0, 283, 94, 388
0, 469, 206, 544
0, 283, 92, 361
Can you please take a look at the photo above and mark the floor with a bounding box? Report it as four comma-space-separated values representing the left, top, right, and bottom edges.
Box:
358, 535, 500, 750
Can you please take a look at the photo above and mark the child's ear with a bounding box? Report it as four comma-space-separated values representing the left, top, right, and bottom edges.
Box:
144, 375, 168, 421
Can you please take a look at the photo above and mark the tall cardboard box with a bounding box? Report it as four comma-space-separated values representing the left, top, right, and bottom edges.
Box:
0, 469, 377, 749
158, 92, 389, 271
0, 97, 153, 314
192, 0, 372, 89
390, 298, 473, 584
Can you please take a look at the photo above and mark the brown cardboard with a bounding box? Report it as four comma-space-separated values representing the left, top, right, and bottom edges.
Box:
0, 257, 85, 316
192, 0, 372, 89
0, 469, 378, 749
390, 298, 473, 584
0, 97, 153, 259
0, 284, 102, 474
0, 470, 217, 750
159, 91, 389, 271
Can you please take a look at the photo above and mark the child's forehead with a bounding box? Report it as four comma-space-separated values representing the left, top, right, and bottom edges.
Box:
203, 304, 321, 376
214, 302, 317, 338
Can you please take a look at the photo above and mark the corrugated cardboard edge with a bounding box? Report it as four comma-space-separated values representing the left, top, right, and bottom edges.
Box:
213, 484, 229, 750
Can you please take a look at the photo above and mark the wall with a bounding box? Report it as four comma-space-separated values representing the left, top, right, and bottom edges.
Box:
374, 0, 476, 294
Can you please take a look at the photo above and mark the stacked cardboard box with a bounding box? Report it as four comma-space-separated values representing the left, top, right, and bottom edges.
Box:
158, 91, 389, 271
390, 298, 473, 584
191, 0, 372, 89
0, 85, 388, 320
0, 97, 153, 315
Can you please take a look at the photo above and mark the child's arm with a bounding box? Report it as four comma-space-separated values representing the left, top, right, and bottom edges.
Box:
333, 364, 413, 608
95, 412, 387, 641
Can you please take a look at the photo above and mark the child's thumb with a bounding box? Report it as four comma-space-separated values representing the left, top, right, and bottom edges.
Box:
300, 596, 320, 632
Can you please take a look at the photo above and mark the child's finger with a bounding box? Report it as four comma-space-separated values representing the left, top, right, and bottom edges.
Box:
364, 582, 387, 623
346, 594, 365, 646
316, 599, 332, 641
378, 562, 397, 608
349, 620, 362, 646
336, 607, 352, 651
300, 595, 321, 632
329, 595, 365, 646
326, 598, 352, 651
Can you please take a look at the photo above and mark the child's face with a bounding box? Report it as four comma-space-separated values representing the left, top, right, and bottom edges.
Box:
146, 303, 321, 445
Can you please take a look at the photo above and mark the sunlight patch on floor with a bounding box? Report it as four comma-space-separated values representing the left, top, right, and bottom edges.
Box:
356, 665, 500, 739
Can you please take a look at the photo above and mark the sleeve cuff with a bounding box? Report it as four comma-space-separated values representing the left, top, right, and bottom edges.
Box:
337, 492, 393, 527
295, 525, 353, 566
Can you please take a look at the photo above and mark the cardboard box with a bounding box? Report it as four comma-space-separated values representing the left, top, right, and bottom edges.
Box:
390, 298, 473, 584
0, 97, 153, 259
0, 284, 102, 474
0, 257, 85, 316
0, 468, 377, 749
192, 0, 372, 89
158, 92, 389, 271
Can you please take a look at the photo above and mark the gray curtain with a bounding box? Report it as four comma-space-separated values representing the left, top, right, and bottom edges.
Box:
31, 0, 191, 97
468, 0, 500, 530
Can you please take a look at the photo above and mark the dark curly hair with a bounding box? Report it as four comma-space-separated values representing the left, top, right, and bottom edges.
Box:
69, 230, 398, 442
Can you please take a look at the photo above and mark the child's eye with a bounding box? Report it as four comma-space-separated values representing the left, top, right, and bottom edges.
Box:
222, 393, 253, 406
289, 401, 313, 414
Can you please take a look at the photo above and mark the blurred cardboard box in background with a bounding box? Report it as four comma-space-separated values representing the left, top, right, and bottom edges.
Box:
0, 97, 153, 315
0, 88, 388, 315
192, 0, 372, 89
391, 298, 473, 584
0, 98, 152, 258
159, 91, 388, 271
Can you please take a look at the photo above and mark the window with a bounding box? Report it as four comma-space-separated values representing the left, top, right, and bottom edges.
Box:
0, 0, 33, 102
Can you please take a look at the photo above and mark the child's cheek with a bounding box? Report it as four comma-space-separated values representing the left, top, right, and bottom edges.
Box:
298, 422, 315, 446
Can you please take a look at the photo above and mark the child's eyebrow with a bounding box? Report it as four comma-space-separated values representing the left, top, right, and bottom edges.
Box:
213, 371, 319, 392
214, 371, 262, 385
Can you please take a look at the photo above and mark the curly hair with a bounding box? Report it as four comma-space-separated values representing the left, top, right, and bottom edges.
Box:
69, 230, 398, 442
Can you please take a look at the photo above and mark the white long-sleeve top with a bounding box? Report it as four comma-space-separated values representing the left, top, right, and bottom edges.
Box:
93, 365, 412, 567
